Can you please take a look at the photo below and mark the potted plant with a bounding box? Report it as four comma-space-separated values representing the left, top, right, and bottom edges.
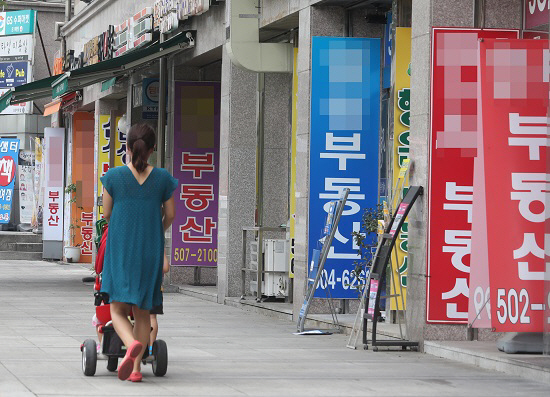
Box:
64, 183, 81, 263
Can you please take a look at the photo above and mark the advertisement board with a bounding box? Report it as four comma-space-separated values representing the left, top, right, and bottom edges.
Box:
0, 61, 30, 87
391, 27, 411, 310
43, 128, 65, 242
0, 34, 33, 62
172, 82, 220, 266
524, 0, 549, 29
309, 37, 380, 299
480, 39, 548, 332
72, 113, 95, 262
0, 10, 36, 36
0, 138, 19, 224
427, 28, 519, 324
18, 165, 33, 224
142, 78, 159, 119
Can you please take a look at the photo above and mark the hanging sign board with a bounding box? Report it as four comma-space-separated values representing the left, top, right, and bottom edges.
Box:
480, 38, 549, 332
0, 34, 33, 62
0, 10, 36, 36
0, 61, 30, 87
172, 82, 220, 266
142, 78, 159, 119
426, 28, 519, 324
309, 37, 380, 299
0, 138, 19, 224
524, 0, 549, 29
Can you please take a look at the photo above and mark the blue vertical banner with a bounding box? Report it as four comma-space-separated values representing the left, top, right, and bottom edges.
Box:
0, 138, 20, 223
309, 37, 380, 299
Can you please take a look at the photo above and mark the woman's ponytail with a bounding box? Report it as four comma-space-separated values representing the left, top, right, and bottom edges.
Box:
131, 139, 148, 172
127, 123, 156, 173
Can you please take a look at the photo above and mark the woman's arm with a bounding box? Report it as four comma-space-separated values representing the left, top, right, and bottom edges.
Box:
162, 196, 175, 232
103, 188, 113, 221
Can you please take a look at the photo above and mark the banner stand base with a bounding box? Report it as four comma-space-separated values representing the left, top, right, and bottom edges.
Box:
43, 240, 63, 260
497, 332, 543, 354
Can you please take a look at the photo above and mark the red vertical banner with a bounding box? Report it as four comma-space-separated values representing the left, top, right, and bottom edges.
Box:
480, 39, 549, 332
427, 28, 519, 324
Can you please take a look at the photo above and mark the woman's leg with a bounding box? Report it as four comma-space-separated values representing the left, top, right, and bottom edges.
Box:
131, 306, 151, 373
110, 302, 135, 347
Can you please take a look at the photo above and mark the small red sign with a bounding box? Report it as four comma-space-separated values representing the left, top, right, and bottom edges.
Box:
0, 156, 15, 186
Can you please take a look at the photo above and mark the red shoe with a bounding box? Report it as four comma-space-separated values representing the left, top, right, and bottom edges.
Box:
117, 340, 143, 380
128, 372, 142, 382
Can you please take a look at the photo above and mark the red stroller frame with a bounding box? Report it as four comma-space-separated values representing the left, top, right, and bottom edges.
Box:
80, 221, 168, 377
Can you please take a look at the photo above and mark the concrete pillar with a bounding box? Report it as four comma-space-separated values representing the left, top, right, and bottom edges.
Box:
292, 6, 346, 318
407, 0, 522, 345
217, 46, 258, 301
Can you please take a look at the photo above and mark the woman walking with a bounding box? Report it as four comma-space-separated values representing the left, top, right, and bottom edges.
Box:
100, 123, 177, 382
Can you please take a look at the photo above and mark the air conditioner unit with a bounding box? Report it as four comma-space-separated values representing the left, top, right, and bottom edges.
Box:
263, 239, 289, 298
54, 22, 64, 42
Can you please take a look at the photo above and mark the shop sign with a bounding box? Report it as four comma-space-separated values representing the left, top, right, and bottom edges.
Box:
479, 38, 549, 332
0, 138, 19, 224
133, 8, 153, 50
0, 10, 35, 36
391, 27, 411, 310
52, 75, 68, 99
18, 165, 33, 224
98, 26, 114, 62
0, 88, 31, 114
43, 128, 65, 242
524, 0, 549, 29
178, 0, 209, 19
427, 28, 519, 324
172, 82, 220, 266
0, 61, 29, 87
142, 78, 159, 119
155, 0, 179, 33
0, 34, 33, 62
309, 37, 380, 299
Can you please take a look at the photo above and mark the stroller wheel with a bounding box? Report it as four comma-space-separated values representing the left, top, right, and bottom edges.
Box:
107, 356, 118, 372
152, 340, 168, 377
82, 339, 97, 376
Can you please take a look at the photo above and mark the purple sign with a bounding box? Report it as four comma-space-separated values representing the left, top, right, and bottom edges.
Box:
172, 82, 220, 266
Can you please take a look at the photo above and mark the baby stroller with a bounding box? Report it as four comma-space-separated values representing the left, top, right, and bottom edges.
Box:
80, 219, 168, 377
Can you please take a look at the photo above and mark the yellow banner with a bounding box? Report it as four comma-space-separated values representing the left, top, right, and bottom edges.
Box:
289, 48, 298, 278
97, 115, 111, 218
391, 27, 411, 310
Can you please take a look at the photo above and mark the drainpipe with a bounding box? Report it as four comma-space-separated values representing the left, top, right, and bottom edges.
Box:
62, 0, 72, 58
157, 32, 167, 169
255, 72, 265, 301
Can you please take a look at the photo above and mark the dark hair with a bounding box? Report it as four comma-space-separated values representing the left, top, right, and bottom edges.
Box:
127, 123, 156, 173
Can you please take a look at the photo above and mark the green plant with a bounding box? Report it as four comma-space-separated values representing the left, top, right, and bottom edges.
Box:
65, 183, 81, 247
351, 204, 384, 295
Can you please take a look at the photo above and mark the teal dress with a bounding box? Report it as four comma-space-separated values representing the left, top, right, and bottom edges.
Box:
100, 166, 178, 310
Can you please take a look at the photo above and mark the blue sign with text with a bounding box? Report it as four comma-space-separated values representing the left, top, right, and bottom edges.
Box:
0, 138, 19, 224
309, 37, 380, 299
0, 61, 28, 87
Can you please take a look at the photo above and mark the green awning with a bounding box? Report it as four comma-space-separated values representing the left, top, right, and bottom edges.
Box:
53, 30, 195, 99
0, 75, 60, 112
0, 30, 196, 111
